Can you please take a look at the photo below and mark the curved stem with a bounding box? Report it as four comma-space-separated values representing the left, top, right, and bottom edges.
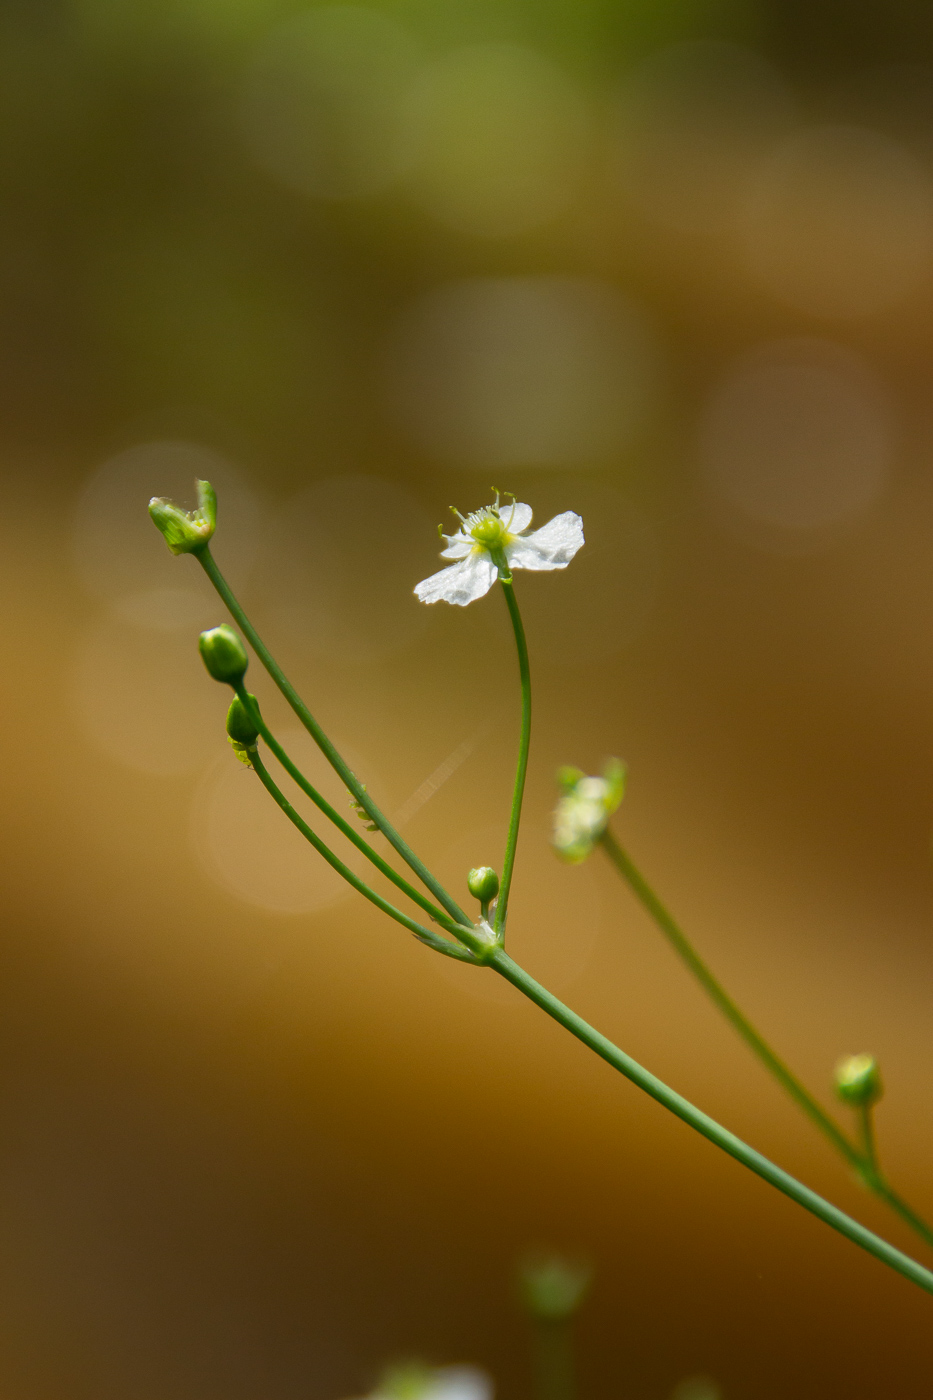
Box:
251, 751, 475, 959
490, 948, 933, 1297
493, 560, 531, 934
234, 685, 465, 940
197, 547, 470, 928
600, 829, 933, 1251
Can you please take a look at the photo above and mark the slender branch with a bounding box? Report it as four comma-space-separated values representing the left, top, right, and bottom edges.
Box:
197, 546, 471, 928
600, 829, 933, 1250
859, 1103, 879, 1178
489, 948, 933, 1297
601, 831, 859, 1161
250, 751, 476, 959
233, 685, 466, 940
493, 558, 531, 934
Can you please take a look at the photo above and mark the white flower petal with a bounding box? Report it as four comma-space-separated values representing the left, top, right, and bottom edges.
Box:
414, 551, 498, 605
498, 501, 533, 534
439, 530, 473, 559
505, 510, 584, 571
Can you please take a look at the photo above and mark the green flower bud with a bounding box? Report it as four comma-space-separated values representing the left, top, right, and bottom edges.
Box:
467, 865, 499, 904
199, 624, 248, 683
835, 1053, 883, 1107
518, 1252, 593, 1322
226, 693, 259, 766
148, 478, 216, 555
226, 693, 259, 746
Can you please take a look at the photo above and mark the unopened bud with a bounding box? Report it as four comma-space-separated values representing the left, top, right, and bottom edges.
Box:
518, 1252, 593, 1322
835, 1053, 883, 1108
148, 478, 216, 555
199, 624, 248, 683
467, 866, 499, 904
226, 694, 260, 746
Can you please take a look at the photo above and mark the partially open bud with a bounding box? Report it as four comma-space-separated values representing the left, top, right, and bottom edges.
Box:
467, 866, 499, 905
834, 1053, 883, 1108
552, 758, 626, 864
148, 478, 216, 555
199, 624, 248, 683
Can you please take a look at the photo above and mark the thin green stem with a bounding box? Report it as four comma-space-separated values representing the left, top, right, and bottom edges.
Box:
493, 559, 531, 934
600, 829, 933, 1251
233, 685, 465, 940
197, 547, 470, 928
858, 1103, 879, 1177
490, 948, 933, 1297
601, 831, 859, 1163
250, 751, 475, 959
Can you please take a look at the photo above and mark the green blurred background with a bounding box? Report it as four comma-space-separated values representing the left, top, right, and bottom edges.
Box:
4, 0, 933, 1394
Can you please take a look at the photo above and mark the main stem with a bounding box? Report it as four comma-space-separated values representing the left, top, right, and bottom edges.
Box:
490, 948, 933, 1296
601, 830, 933, 1250
198, 547, 470, 928
494, 562, 531, 934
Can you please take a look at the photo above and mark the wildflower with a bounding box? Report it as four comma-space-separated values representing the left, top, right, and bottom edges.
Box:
414, 494, 584, 606
552, 759, 626, 864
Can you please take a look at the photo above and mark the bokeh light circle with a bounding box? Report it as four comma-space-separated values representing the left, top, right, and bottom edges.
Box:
255, 475, 434, 664
613, 40, 798, 235
701, 339, 894, 538
742, 125, 933, 318
401, 42, 588, 237
387, 276, 659, 469
241, 5, 421, 200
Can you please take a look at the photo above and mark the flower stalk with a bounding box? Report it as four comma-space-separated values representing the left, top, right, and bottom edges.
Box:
149, 481, 933, 1301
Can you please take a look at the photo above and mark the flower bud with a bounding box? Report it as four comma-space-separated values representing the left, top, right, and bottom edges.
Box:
518, 1252, 593, 1322
467, 866, 499, 904
835, 1053, 883, 1107
148, 478, 216, 555
199, 624, 248, 683
226, 693, 259, 746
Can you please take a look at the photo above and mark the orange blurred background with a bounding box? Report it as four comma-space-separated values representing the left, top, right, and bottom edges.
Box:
3, 0, 933, 1395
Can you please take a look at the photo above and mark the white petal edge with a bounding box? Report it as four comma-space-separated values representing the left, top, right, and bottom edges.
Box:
414, 551, 498, 605
504, 511, 584, 571
498, 501, 533, 534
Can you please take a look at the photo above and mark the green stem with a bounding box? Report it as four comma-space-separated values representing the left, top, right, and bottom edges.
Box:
250, 751, 475, 959
197, 547, 470, 929
532, 1320, 576, 1400
601, 831, 858, 1162
600, 830, 933, 1251
859, 1103, 879, 1176
493, 559, 531, 935
234, 685, 465, 940
490, 948, 933, 1297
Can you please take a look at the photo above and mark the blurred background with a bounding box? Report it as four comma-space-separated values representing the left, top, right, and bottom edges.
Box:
3, 0, 933, 1394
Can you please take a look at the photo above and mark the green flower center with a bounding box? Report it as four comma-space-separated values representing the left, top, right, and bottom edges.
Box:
465, 501, 514, 550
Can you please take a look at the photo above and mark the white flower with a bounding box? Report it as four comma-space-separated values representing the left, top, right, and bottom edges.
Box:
414, 495, 584, 606
552, 759, 626, 864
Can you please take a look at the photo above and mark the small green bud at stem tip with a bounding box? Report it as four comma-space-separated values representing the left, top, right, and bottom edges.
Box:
226, 693, 260, 747
467, 865, 500, 904
148, 478, 217, 555
199, 624, 248, 683
834, 1053, 883, 1107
